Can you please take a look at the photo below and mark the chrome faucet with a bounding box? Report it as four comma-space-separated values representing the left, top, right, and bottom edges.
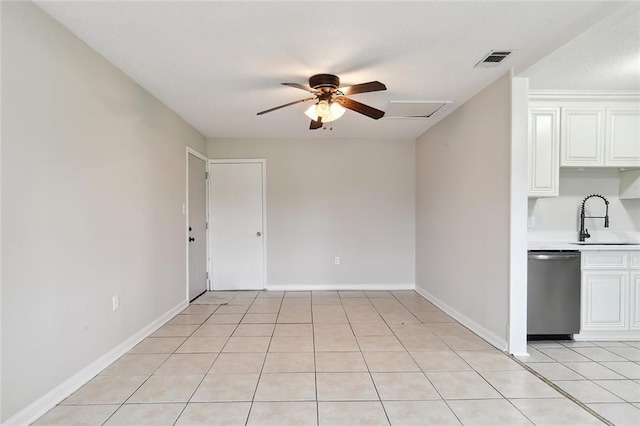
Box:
579, 194, 609, 242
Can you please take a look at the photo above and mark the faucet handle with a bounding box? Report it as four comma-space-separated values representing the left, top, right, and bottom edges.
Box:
584, 228, 590, 238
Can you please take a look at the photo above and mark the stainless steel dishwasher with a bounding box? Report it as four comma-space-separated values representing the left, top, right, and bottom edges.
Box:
527, 251, 581, 338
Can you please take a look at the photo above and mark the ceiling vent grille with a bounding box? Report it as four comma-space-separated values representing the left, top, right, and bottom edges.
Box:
475, 50, 513, 68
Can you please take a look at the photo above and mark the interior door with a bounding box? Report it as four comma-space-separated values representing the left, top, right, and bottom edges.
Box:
210, 161, 264, 290
188, 153, 208, 300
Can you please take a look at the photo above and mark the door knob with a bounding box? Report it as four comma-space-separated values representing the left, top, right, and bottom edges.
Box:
256, 232, 262, 237
189, 237, 195, 242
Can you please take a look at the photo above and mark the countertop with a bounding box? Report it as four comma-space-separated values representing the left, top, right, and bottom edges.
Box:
528, 241, 640, 251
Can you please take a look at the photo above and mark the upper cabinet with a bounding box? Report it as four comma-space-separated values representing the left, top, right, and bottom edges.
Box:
606, 109, 640, 167
528, 91, 640, 198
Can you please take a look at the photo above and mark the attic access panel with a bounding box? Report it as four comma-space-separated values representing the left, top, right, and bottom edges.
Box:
384, 101, 451, 119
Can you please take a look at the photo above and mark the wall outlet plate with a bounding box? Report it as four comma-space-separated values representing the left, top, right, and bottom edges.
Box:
112, 295, 120, 311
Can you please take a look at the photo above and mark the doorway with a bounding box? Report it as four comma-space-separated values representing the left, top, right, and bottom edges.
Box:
209, 160, 266, 290
187, 149, 208, 301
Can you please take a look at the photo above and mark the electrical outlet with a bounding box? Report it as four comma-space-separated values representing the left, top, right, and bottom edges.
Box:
334, 257, 340, 265
112, 295, 120, 311
527, 216, 535, 228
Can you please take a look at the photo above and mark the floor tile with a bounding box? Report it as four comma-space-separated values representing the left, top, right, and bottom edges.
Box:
351, 323, 393, 336
247, 401, 317, 426
191, 324, 236, 337
129, 337, 186, 354
269, 335, 313, 352
314, 335, 359, 351
457, 350, 523, 371
410, 350, 472, 372
176, 336, 227, 353
222, 336, 271, 352
151, 324, 199, 337
209, 352, 266, 374
316, 372, 379, 401
553, 380, 623, 403
313, 323, 353, 336
168, 314, 210, 325
600, 361, 640, 379
103, 403, 184, 425
33, 404, 118, 425
232, 324, 275, 337
315, 352, 368, 372
362, 351, 420, 372
356, 335, 405, 351
594, 379, 640, 402
510, 398, 604, 425
215, 305, 249, 314
517, 347, 554, 363
318, 401, 389, 426
101, 354, 169, 376
262, 352, 315, 373
205, 314, 243, 324
175, 402, 251, 425
127, 374, 203, 403
242, 313, 278, 324
426, 371, 501, 399
395, 333, 449, 351
371, 372, 440, 400
62, 376, 149, 404
154, 353, 217, 375
254, 372, 316, 401
382, 400, 461, 426
190, 373, 259, 402
447, 399, 534, 425
480, 370, 560, 399
273, 323, 313, 336
180, 304, 219, 315
537, 347, 591, 362
606, 346, 640, 362
564, 362, 625, 380
439, 334, 494, 351
587, 402, 640, 426
573, 347, 628, 362
527, 362, 585, 380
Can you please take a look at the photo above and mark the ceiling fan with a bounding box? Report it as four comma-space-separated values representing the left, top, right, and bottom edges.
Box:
257, 74, 387, 130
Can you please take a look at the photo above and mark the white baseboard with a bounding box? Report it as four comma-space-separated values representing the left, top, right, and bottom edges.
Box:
265, 283, 415, 292
4, 299, 188, 426
414, 285, 507, 352
574, 331, 640, 341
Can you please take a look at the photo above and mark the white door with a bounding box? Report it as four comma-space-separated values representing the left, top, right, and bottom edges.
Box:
210, 161, 265, 290
188, 153, 208, 300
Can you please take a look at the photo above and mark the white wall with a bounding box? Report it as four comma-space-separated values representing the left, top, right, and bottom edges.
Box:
415, 73, 512, 349
529, 171, 640, 239
207, 138, 416, 289
1, 2, 206, 421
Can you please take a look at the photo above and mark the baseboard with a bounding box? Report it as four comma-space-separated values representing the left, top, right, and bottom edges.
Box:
265, 283, 416, 292
574, 331, 640, 341
414, 285, 508, 352
3, 299, 188, 426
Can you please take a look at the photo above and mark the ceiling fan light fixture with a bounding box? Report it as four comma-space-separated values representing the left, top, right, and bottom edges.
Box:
304, 101, 346, 123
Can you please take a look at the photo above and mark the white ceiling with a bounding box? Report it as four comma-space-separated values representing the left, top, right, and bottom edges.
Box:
36, 1, 630, 139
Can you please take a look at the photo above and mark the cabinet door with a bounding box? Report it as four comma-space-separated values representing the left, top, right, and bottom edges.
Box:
561, 108, 605, 167
605, 109, 640, 167
581, 271, 628, 331
630, 272, 640, 331
528, 108, 560, 197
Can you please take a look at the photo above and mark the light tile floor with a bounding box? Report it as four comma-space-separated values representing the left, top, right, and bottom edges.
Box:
518, 340, 640, 426
34, 291, 609, 425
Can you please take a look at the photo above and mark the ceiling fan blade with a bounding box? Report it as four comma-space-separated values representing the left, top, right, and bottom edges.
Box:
335, 96, 385, 120
339, 81, 386, 96
309, 117, 323, 130
282, 82, 317, 93
257, 97, 315, 115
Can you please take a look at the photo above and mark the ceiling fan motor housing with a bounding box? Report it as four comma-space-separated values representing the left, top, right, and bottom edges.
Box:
309, 74, 340, 92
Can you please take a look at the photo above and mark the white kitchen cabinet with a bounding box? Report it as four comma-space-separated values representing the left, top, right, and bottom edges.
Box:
581, 271, 627, 331
528, 108, 560, 197
605, 109, 640, 167
630, 272, 640, 331
561, 108, 605, 167
577, 251, 640, 340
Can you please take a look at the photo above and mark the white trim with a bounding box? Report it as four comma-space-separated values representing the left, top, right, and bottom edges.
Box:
414, 285, 508, 352
266, 283, 415, 292
208, 159, 267, 290
3, 299, 188, 426
508, 75, 529, 356
574, 331, 640, 341
186, 147, 210, 299
529, 90, 640, 102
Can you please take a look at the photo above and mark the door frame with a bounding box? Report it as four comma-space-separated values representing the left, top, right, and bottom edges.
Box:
208, 159, 267, 290
186, 147, 210, 301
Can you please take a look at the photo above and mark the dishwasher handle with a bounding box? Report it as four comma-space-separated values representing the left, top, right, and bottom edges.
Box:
528, 253, 580, 261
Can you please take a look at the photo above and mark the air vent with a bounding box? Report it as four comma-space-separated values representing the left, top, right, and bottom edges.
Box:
475, 50, 513, 68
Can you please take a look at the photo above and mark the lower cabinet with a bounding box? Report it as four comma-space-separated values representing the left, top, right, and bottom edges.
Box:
576, 251, 640, 340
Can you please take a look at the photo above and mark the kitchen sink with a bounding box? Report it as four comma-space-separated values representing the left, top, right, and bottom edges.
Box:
570, 242, 640, 245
